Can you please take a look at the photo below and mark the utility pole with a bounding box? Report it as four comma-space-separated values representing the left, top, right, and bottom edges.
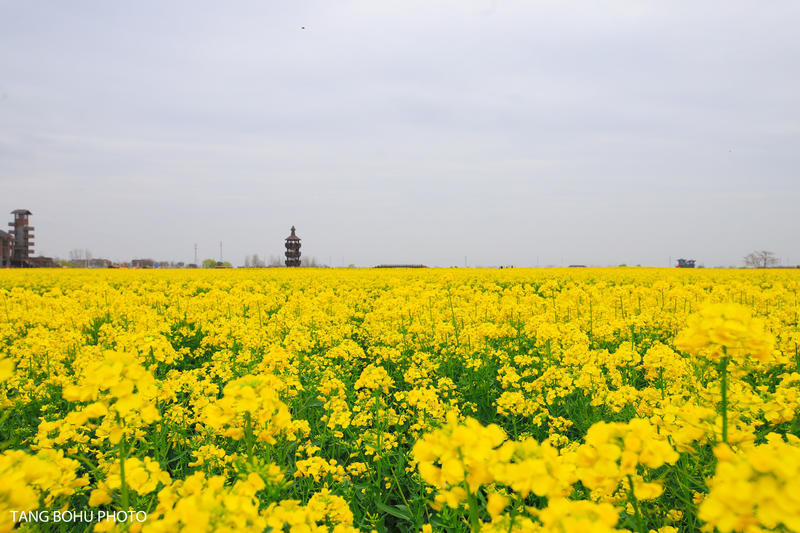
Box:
194, 244, 198, 266
219, 241, 223, 263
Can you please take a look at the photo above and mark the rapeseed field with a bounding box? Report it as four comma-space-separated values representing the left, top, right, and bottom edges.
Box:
1, 268, 799, 532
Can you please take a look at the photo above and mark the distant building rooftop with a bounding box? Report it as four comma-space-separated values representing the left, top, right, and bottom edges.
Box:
285, 228, 300, 241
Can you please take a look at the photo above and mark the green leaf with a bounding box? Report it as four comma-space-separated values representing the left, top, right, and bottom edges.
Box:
375, 501, 412, 521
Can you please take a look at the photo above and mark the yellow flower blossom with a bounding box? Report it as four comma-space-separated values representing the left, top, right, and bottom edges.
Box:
675, 303, 774, 363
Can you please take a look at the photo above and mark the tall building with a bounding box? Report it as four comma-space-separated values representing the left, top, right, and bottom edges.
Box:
284, 226, 301, 267
0, 229, 12, 267
9, 209, 34, 266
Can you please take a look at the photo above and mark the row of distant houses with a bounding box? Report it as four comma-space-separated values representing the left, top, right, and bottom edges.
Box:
130, 259, 191, 268
63, 259, 195, 269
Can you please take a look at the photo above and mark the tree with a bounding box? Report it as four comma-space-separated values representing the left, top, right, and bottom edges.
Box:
244, 254, 264, 268
68, 249, 92, 267
744, 250, 779, 268
202, 258, 217, 268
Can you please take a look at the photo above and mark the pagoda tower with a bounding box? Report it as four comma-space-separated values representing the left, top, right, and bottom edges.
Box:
284, 226, 301, 267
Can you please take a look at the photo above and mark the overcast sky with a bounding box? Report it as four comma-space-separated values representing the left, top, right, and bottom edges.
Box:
1, 1, 798, 267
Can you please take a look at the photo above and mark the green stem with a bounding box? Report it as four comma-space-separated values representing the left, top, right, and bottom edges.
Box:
375, 393, 383, 489
466, 490, 480, 532
447, 289, 460, 349
244, 412, 255, 461
119, 433, 129, 509
626, 475, 646, 533
390, 467, 411, 509
2, 294, 10, 323
506, 499, 517, 533
719, 354, 730, 444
